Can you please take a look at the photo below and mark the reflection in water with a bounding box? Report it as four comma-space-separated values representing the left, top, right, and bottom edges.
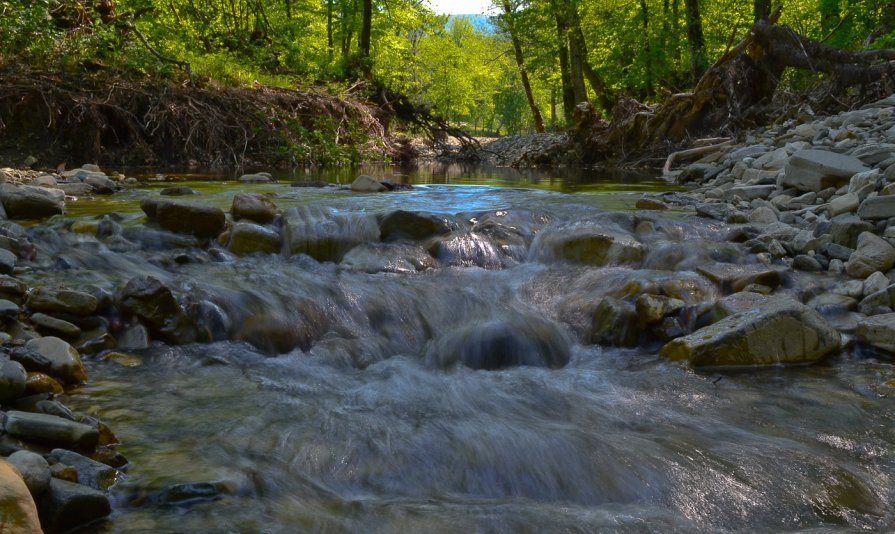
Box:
42, 170, 895, 532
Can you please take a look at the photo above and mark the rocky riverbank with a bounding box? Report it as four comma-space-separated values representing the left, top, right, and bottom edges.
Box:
2, 95, 895, 529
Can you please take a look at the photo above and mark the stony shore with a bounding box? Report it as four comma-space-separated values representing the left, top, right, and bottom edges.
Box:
2, 95, 895, 530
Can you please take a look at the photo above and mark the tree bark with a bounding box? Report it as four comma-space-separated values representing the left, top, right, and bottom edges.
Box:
684, 0, 707, 83
753, 0, 771, 21
502, 1, 545, 133
565, 1, 588, 107
570, 5, 614, 111
551, 0, 575, 122
640, 0, 652, 94
359, 0, 372, 58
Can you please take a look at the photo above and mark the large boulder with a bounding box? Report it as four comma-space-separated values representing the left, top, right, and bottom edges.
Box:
141, 198, 225, 238
0, 460, 42, 533
350, 175, 387, 192
846, 232, 895, 279
231, 193, 278, 224
0, 183, 64, 219
591, 296, 639, 347
783, 149, 869, 192
660, 298, 841, 367
227, 222, 281, 256
25, 287, 97, 316
118, 276, 196, 345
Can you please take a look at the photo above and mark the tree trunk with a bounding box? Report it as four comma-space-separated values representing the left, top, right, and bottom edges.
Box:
327, 0, 334, 57
753, 0, 771, 21
640, 0, 652, 94
569, 4, 614, 111
684, 0, 707, 83
551, 0, 575, 122
502, 1, 545, 133
359, 0, 372, 58
566, 2, 588, 107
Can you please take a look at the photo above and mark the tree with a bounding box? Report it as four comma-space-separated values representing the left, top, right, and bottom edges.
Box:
499, 0, 545, 132
684, 0, 707, 82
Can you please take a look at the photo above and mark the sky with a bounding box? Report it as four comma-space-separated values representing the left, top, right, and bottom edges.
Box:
428, 0, 494, 15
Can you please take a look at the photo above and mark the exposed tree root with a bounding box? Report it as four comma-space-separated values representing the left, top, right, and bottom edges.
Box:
0, 66, 411, 168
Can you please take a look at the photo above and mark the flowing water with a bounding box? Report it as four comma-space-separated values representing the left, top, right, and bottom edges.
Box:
28, 163, 895, 532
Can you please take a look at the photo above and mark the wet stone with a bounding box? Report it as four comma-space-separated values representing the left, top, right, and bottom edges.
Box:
231, 192, 279, 224
159, 186, 196, 196
0, 359, 27, 401
24, 372, 64, 395
0, 298, 20, 318
30, 312, 81, 339
591, 297, 639, 347
4, 411, 99, 449
0, 460, 42, 532
696, 262, 786, 292
38, 478, 111, 533
25, 288, 97, 316
16, 336, 87, 384
379, 210, 455, 242
856, 313, 895, 354
227, 222, 281, 256
48, 449, 123, 491
7, 450, 50, 497
118, 275, 197, 345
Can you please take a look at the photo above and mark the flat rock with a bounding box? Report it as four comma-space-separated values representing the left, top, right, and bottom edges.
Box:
660, 298, 841, 367
30, 313, 81, 339
697, 262, 786, 292
25, 287, 97, 316
4, 410, 99, 449
783, 149, 869, 192
857, 195, 895, 220
18, 336, 87, 384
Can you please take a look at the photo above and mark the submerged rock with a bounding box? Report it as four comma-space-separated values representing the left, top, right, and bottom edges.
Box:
427, 315, 571, 370
379, 210, 455, 242
532, 226, 645, 266
350, 175, 387, 192
660, 298, 841, 367
118, 276, 196, 345
282, 206, 379, 262
591, 296, 639, 347
141, 198, 225, 238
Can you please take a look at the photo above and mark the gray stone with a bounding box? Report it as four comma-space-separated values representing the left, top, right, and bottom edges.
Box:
18, 337, 87, 384
0, 184, 64, 219
7, 450, 50, 497
282, 206, 380, 262
748, 206, 779, 225
830, 214, 874, 248
660, 298, 841, 367
30, 313, 81, 339
85, 175, 116, 195
783, 149, 869, 192
856, 313, 895, 354
864, 271, 891, 296
48, 449, 123, 491
56, 183, 95, 196
379, 210, 455, 242
726, 185, 777, 201
851, 144, 895, 165
141, 198, 226, 238
227, 222, 281, 256
846, 232, 895, 279
793, 254, 823, 271
0, 298, 19, 318
231, 192, 278, 224
0, 359, 26, 401
828, 192, 860, 216
30, 174, 57, 188
858, 195, 895, 220
159, 186, 196, 196
340, 243, 437, 274
711, 292, 771, 322
25, 288, 97, 316
4, 411, 98, 448
237, 173, 273, 184
119, 276, 196, 345
635, 294, 685, 326
38, 478, 111, 533
728, 144, 768, 161
116, 323, 150, 350
532, 226, 646, 267
697, 262, 786, 292
350, 175, 387, 192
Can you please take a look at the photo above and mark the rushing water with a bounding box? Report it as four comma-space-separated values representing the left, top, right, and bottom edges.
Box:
30, 164, 895, 532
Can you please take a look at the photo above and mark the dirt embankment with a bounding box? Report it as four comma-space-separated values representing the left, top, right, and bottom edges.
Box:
0, 66, 413, 170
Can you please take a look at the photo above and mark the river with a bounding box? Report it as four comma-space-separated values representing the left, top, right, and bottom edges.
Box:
29, 163, 894, 532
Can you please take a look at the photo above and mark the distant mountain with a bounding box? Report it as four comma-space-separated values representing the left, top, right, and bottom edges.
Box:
448, 14, 495, 33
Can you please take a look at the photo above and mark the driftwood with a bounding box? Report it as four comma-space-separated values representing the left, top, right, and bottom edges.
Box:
662, 139, 731, 176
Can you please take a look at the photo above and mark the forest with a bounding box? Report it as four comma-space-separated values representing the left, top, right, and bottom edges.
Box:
1, 0, 894, 164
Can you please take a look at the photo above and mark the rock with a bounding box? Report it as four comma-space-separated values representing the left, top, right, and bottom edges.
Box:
635, 294, 685, 326
7, 450, 50, 497
828, 192, 860, 216
532, 226, 645, 266
116, 323, 150, 350
238, 173, 273, 184
141, 198, 225, 238
101, 351, 142, 368
30, 313, 81, 339
159, 186, 196, 196
121, 226, 199, 250
830, 214, 874, 248
379, 210, 454, 242
0, 276, 26, 298
863, 271, 890, 296
118, 276, 196, 345
696, 262, 786, 292
856, 313, 895, 354
711, 292, 771, 321
282, 206, 379, 262
16, 337, 87, 384
0, 184, 64, 219
0, 359, 26, 402
231, 193, 278, 224
857, 195, 895, 220
0, 299, 19, 318
635, 198, 668, 210
846, 232, 895, 279
852, 144, 895, 165
48, 449, 123, 491
660, 298, 841, 367
38, 478, 111, 533
591, 297, 639, 347
291, 180, 332, 188
85, 174, 116, 195
426, 315, 571, 370
25, 288, 97, 316
748, 206, 778, 225
350, 175, 387, 192
227, 222, 281, 256
0, 460, 42, 532
340, 243, 437, 273
793, 254, 823, 271
24, 372, 63, 395
56, 182, 95, 196
70, 220, 99, 235
726, 185, 777, 201
783, 149, 869, 192
4, 411, 98, 449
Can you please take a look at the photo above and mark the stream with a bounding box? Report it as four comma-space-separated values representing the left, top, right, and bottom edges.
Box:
27, 163, 895, 532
